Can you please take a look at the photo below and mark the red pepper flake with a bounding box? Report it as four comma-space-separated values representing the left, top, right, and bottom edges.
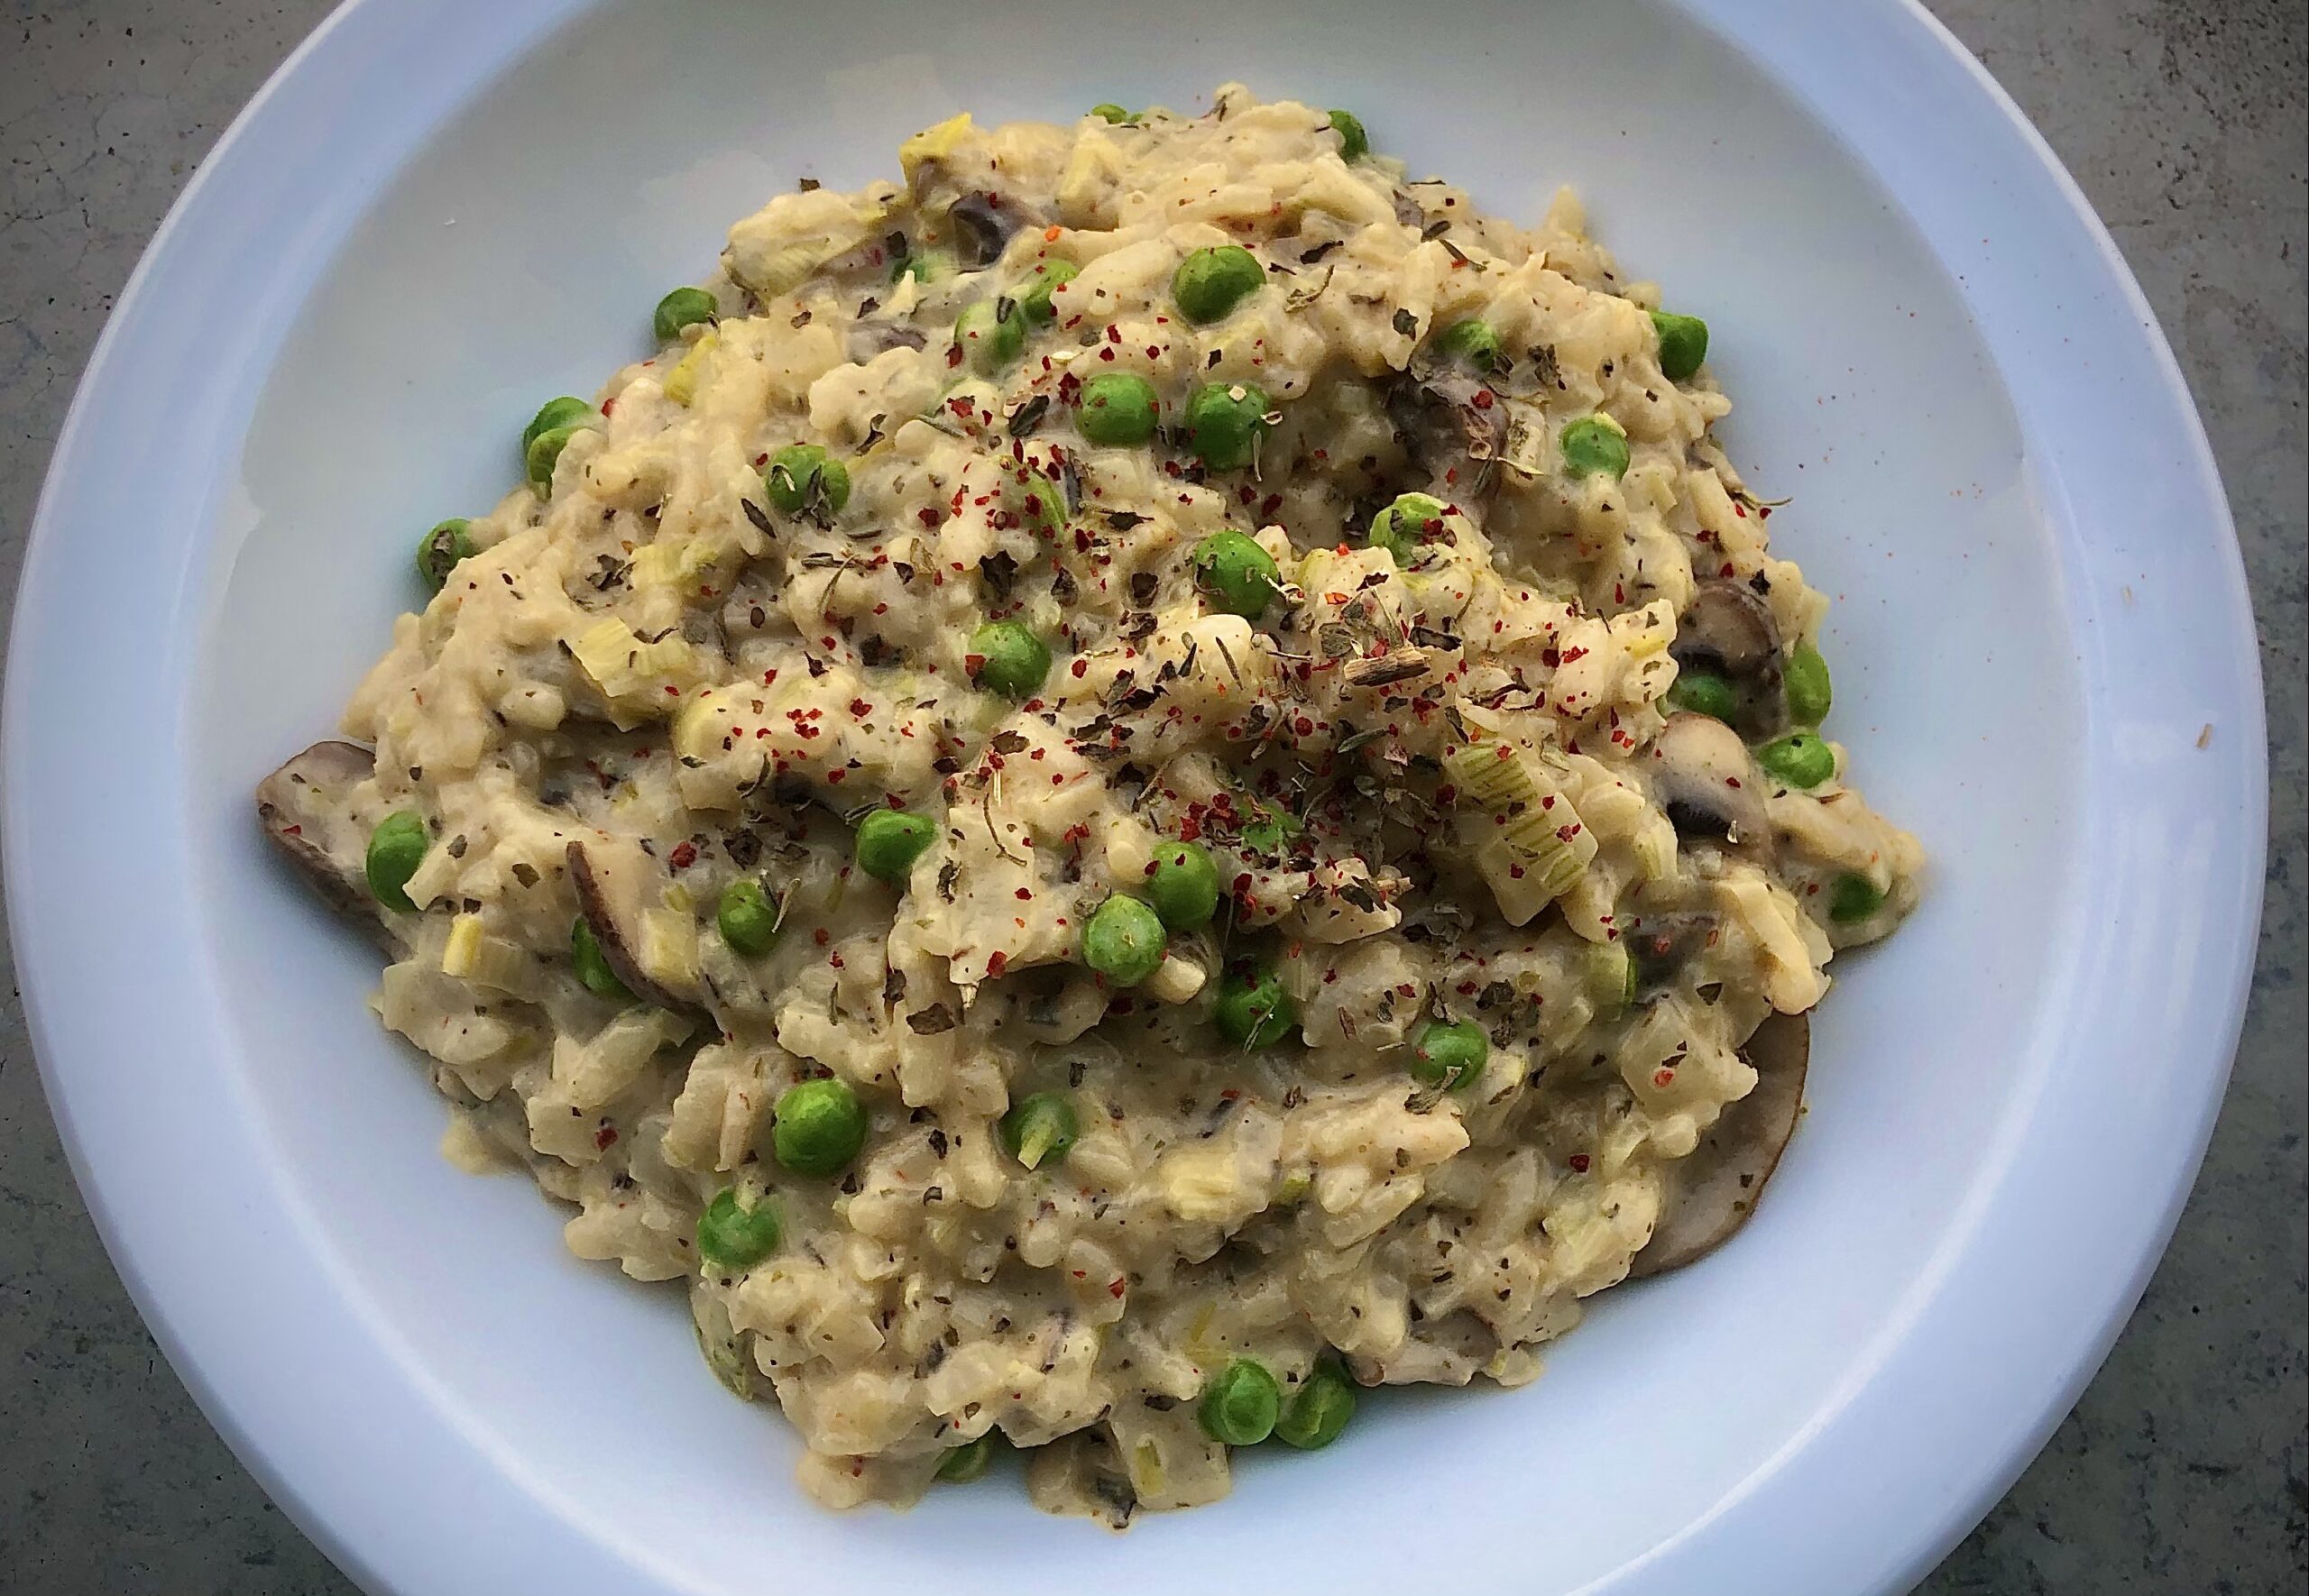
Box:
667, 841, 697, 870
1652, 1067, 1677, 1088
593, 1124, 620, 1151
1568, 1153, 1591, 1173
813, 928, 830, 946
986, 951, 1008, 977
1471, 389, 1494, 409
1109, 1277, 1127, 1299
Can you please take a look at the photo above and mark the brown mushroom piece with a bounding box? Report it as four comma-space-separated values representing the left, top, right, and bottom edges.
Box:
1627, 1009, 1809, 1280
946, 192, 1019, 269
566, 839, 695, 1014
1384, 369, 1503, 502
1671, 580, 1789, 740
1624, 909, 1723, 999
846, 321, 929, 362
255, 741, 385, 929
1649, 711, 1771, 853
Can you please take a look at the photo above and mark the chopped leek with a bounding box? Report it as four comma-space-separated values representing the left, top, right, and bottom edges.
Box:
1445, 737, 1597, 923
660, 330, 718, 406
898, 113, 975, 182
569, 618, 698, 705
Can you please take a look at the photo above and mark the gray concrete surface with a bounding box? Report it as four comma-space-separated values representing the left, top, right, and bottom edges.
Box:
1, 1, 2301, 1590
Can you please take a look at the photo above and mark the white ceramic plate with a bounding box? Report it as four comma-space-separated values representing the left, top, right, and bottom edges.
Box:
4, 2, 2266, 1592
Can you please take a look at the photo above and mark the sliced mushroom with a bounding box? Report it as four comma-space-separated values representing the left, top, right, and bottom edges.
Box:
946, 193, 1019, 269
1649, 711, 1771, 851
1627, 1009, 1809, 1279
846, 322, 929, 362
1384, 370, 1503, 502
566, 839, 695, 1013
1623, 909, 1723, 998
1671, 580, 1788, 739
255, 741, 382, 926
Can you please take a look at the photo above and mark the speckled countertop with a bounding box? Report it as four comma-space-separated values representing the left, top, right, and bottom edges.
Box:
0, 3, 2300, 1591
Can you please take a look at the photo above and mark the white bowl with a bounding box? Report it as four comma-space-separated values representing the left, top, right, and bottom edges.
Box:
3, 1, 2266, 1591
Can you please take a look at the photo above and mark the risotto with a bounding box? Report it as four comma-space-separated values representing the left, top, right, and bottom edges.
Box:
257, 87, 1921, 1523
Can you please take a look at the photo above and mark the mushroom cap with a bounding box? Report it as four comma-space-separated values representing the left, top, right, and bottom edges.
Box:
255, 740, 387, 933
1384, 369, 1503, 501
945, 192, 1018, 269
1624, 908, 1725, 1000
566, 839, 698, 1014
1671, 580, 1789, 740
1627, 1010, 1810, 1280
1649, 711, 1772, 853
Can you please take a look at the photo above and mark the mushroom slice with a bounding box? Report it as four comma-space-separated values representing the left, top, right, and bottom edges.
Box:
946, 192, 1021, 268
1623, 909, 1723, 998
566, 839, 695, 1014
1384, 369, 1503, 502
1671, 580, 1788, 739
1627, 1010, 1809, 1279
1649, 711, 1771, 852
255, 740, 380, 923
846, 322, 928, 362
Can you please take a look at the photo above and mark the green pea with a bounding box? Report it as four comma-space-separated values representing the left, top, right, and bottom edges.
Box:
1651, 310, 1710, 381
1238, 806, 1302, 858
969, 620, 1052, 701
1274, 1363, 1357, 1450
763, 443, 851, 516
1017, 259, 1079, 325
935, 1432, 998, 1482
955, 297, 1026, 375
571, 917, 631, 1000
525, 423, 588, 491
416, 518, 474, 592
1172, 244, 1266, 325
1199, 1359, 1281, 1445
1184, 381, 1271, 472
772, 1078, 868, 1177
716, 879, 779, 957
999, 1092, 1080, 1171
856, 809, 936, 884
1829, 873, 1886, 924
892, 248, 954, 284
1081, 894, 1166, 986
1090, 103, 1134, 124
521, 396, 593, 456
1758, 731, 1836, 788
1559, 415, 1630, 481
1191, 529, 1281, 618
1329, 109, 1369, 162
695, 1187, 782, 1271
1785, 642, 1833, 727
653, 286, 718, 342
1214, 967, 1295, 1049
1665, 670, 1737, 723
1368, 491, 1448, 566
1434, 318, 1504, 372
1146, 840, 1220, 930
1005, 472, 1067, 536
1409, 1019, 1488, 1092
363, 812, 428, 913
1076, 372, 1160, 445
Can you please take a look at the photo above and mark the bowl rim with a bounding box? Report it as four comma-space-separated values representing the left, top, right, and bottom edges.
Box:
2, 0, 2268, 1592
